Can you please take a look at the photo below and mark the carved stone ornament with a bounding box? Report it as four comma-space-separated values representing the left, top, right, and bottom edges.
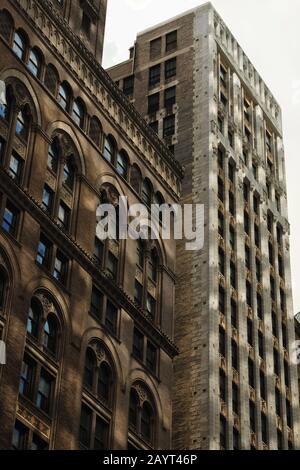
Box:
134, 383, 149, 406
90, 340, 106, 364
35, 292, 57, 316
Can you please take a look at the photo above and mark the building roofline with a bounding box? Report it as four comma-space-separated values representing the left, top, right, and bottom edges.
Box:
106, 58, 133, 72
136, 2, 213, 37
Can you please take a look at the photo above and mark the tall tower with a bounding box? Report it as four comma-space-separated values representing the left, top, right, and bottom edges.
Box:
108, 2, 300, 450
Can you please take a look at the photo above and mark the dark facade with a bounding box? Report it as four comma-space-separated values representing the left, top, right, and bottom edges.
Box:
0, 0, 183, 450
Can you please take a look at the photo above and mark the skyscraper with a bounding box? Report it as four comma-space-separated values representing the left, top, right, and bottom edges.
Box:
108, 2, 300, 450
0, 0, 183, 450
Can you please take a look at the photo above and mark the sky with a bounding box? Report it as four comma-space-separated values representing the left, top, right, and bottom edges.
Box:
103, 0, 300, 314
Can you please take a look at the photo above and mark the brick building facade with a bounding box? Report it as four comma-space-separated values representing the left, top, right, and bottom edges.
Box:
108, 2, 300, 450
0, 0, 183, 450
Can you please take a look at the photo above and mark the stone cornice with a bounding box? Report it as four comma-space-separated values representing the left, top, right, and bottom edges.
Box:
11, 0, 184, 189
0, 168, 179, 358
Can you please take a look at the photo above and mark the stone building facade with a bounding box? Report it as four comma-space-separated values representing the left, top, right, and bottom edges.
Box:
0, 0, 183, 450
295, 314, 300, 399
108, 2, 300, 450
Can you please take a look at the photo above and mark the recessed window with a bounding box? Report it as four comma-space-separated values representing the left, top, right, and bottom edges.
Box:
123, 76, 134, 97
146, 342, 157, 373
36, 369, 54, 414
90, 286, 103, 318
63, 160, 75, 190
8, 152, 23, 182
166, 30, 177, 52
105, 301, 118, 335
150, 37, 161, 59
103, 137, 115, 164
19, 356, 35, 398
149, 121, 158, 134
53, 251, 68, 284
81, 11, 91, 38
133, 328, 144, 361
27, 49, 42, 77
58, 201, 70, 230
27, 300, 41, 339
163, 114, 175, 137
149, 65, 161, 87
134, 280, 143, 306
107, 252, 118, 280
2, 201, 19, 236
13, 31, 26, 60
164, 86, 176, 109
15, 108, 29, 140
43, 316, 58, 356
36, 234, 52, 268
72, 99, 85, 128
148, 93, 160, 114
58, 82, 71, 111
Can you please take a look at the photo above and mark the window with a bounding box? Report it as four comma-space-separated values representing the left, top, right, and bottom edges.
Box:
94, 416, 109, 450
260, 371, 266, 401
81, 11, 91, 38
133, 328, 144, 361
258, 331, 264, 359
229, 226, 235, 250
244, 211, 250, 235
0, 269, 7, 310
165, 57, 176, 79
44, 64, 59, 96
12, 421, 27, 450
146, 294, 156, 319
58, 82, 71, 111
232, 383, 239, 415
2, 201, 19, 236
36, 369, 54, 414
286, 399, 292, 428
53, 251, 68, 284
219, 326, 226, 357
19, 356, 35, 398
90, 286, 103, 318
58, 201, 70, 229
220, 415, 227, 449
257, 293, 264, 320
129, 387, 155, 444
231, 340, 238, 370
28, 49, 42, 77
148, 250, 158, 283
284, 360, 290, 388
103, 137, 114, 164
228, 129, 234, 148
93, 237, 103, 265
249, 401, 256, 432
218, 116, 224, 133
228, 161, 235, 183
43, 316, 58, 356
63, 160, 75, 190
256, 258, 261, 282
16, 108, 29, 140
42, 185, 54, 214
229, 192, 235, 216
218, 177, 224, 201
8, 152, 23, 182
277, 430, 283, 450
79, 404, 92, 448
220, 369, 226, 401
0, 10, 14, 43
31, 434, 48, 450
98, 362, 113, 404
272, 311, 278, 338
116, 151, 128, 179
282, 323, 287, 349
123, 76, 134, 97
36, 234, 52, 268
268, 242, 274, 266
254, 224, 260, 248
164, 86, 176, 109
218, 248, 225, 275
247, 318, 253, 346
72, 99, 84, 128
261, 413, 268, 445
13, 31, 26, 60
130, 165, 142, 194
245, 245, 251, 270
149, 65, 161, 87
146, 342, 157, 373
273, 349, 280, 376
231, 299, 237, 328
270, 276, 275, 301
163, 115, 175, 137
278, 255, 284, 279
148, 93, 160, 114
47, 141, 59, 173
166, 30, 177, 52
275, 388, 281, 416
134, 280, 143, 306
89, 116, 102, 146
246, 281, 252, 307
0, 138, 5, 161
219, 286, 225, 315
150, 37, 161, 59
105, 301, 118, 335
218, 211, 224, 237
84, 349, 95, 389
233, 428, 240, 450
149, 121, 158, 134
141, 179, 152, 207
107, 252, 118, 280
230, 262, 236, 289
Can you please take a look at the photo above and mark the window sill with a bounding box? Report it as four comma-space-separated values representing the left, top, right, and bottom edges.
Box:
0, 226, 22, 248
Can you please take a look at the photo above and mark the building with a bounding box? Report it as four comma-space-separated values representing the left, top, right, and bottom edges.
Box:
295, 313, 300, 398
0, 0, 183, 450
108, 2, 300, 450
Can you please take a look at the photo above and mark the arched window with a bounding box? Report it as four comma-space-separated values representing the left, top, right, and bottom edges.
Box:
43, 315, 58, 356
97, 362, 113, 404
44, 64, 59, 96
15, 106, 30, 141
0, 268, 7, 310
154, 192, 165, 224
0, 81, 9, 121
103, 137, 115, 164
141, 402, 154, 442
129, 388, 139, 430
27, 48, 42, 78
89, 116, 102, 146
58, 82, 71, 111
26, 299, 41, 339
117, 151, 128, 179
47, 140, 59, 173
72, 98, 85, 129
84, 349, 96, 389
130, 165, 142, 195
0, 10, 14, 43
63, 158, 75, 190
142, 179, 152, 207
12, 30, 26, 60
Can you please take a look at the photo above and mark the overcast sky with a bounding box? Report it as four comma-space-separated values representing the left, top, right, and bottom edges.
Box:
103, 0, 300, 314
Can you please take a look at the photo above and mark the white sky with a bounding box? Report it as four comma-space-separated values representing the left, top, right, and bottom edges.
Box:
103, 0, 300, 314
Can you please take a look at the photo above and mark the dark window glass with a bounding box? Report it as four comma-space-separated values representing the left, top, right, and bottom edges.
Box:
90, 286, 103, 317
79, 404, 92, 448
47, 141, 59, 173
231, 340, 238, 370
231, 299, 237, 328
12, 421, 27, 450
72, 99, 84, 128
249, 401, 256, 432
0, 269, 7, 309
146, 294, 156, 319
246, 281, 252, 307
247, 318, 253, 346
233, 428, 240, 450
107, 252, 118, 280
146, 342, 157, 373
117, 152, 128, 179
230, 262, 236, 289
166, 30, 177, 52
2, 202, 19, 236
42, 185, 54, 214
105, 301, 118, 335
248, 358, 255, 388
98, 362, 112, 404
284, 360, 290, 388
133, 328, 144, 361
220, 369, 226, 401
258, 331, 264, 359
8, 152, 23, 182
58, 83, 70, 111
134, 280, 143, 306
149, 120, 158, 134
232, 383, 239, 414
94, 237, 103, 265
28, 49, 41, 77
257, 293, 264, 320
89, 116, 101, 146
260, 371, 266, 401
218, 211, 225, 238
53, 251, 68, 284
219, 326, 226, 357
149, 65, 161, 87
219, 286, 225, 315
63, 160, 75, 190
27, 300, 41, 339
163, 115, 175, 137
229, 192, 235, 216
148, 93, 160, 114
123, 76, 134, 97
84, 349, 95, 389
141, 402, 153, 442
220, 415, 227, 449
164, 86, 176, 109
44, 64, 58, 96
129, 389, 139, 430
36, 369, 53, 414
58, 201, 70, 230
81, 11, 91, 38
272, 312, 278, 338
19, 356, 34, 398
150, 37, 161, 59
13, 31, 26, 60
275, 388, 281, 416
43, 316, 58, 356
165, 58, 176, 79
286, 399, 292, 428
36, 234, 51, 268
94, 416, 109, 450
31, 434, 48, 450
261, 413, 268, 444
273, 349, 280, 376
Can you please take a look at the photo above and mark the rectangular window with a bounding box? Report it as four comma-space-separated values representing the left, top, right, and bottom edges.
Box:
256, 258, 261, 282
247, 318, 253, 346
8, 152, 23, 182
249, 401, 256, 432
233, 428, 240, 450
219, 326, 226, 357
272, 311, 278, 338
220, 64, 227, 88
94, 416, 109, 450
246, 281, 252, 307
284, 360, 290, 388
164, 86, 176, 109
90, 286, 103, 318
228, 161, 235, 183
19, 356, 35, 399
79, 404, 92, 448
286, 399, 292, 428
166, 30, 177, 52
275, 388, 281, 416
133, 328, 144, 361
261, 413, 268, 444
31, 434, 48, 450
146, 342, 157, 373
245, 245, 251, 270
260, 371, 266, 401
105, 301, 118, 335
218, 248, 225, 275
53, 251, 68, 284
146, 294, 156, 319
229, 192, 235, 216
248, 358, 255, 388
36, 369, 54, 414
273, 349, 280, 376
218, 211, 224, 238
220, 369, 226, 401
254, 224, 260, 248
258, 331, 265, 359
149, 65, 161, 87
163, 115, 175, 137
282, 323, 288, 349
58, 201, 70, 230
219, 286, 225, 315
231, 340, 238, 370
2, 201, 19, 236
12, 421, 28, 450
165, 57, 176, 79
94, 237, 103, 265
150, 37, 162, 59
229, 226, 235, 249
123, 76, 134, 97
107, 252, 118, 280
231, 299, 237, 329
149, 121, 158, 134
42, 185, 54, 214
134, 280, 143, 306
230, 262, 236, 289
81, 11, 91, 38
218, 177, 224, 202
257, 293, 264, 320
0, 138, 5, 162
220, 415, 227, 449
228, 129, 234, 148
36, 234, 52, 268
244, 211, 250, 235
232, 383, 239, 415
148, 93, 160, 114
